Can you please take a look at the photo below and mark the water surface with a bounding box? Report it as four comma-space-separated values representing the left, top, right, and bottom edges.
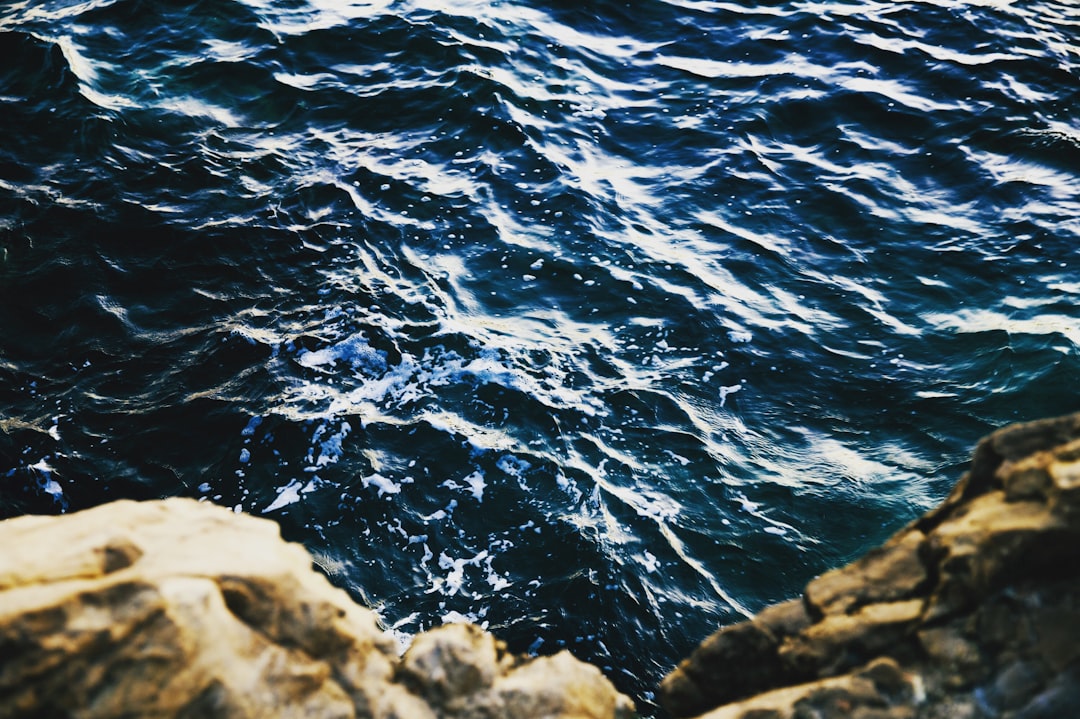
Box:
1, 0, 1078, 711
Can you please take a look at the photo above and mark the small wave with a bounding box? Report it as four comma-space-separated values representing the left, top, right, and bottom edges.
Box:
2, 0, 1078, 712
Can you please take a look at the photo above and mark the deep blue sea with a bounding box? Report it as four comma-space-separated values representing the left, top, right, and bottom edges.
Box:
1, 0, 1078, 712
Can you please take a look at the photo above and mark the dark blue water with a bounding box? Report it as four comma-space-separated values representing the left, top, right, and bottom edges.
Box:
2, 0, 1078, 712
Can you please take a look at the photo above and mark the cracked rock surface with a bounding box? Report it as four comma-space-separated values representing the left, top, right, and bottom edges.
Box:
0, 498, 635, 719
661, 412, 1080, 719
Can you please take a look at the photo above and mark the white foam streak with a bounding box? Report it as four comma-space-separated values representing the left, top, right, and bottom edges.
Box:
659, 0, 790, 16
654, 507, 754, 617
840, 77, 955, 113
657, 54, 859, 81
925, 309, 1080, 346
541, 137, 668, 209
162, 97, 243, 127
961, 144, 1080, 198
853, 30, 1022, 66
53, 35, 137, 111
262, 478, 318, 513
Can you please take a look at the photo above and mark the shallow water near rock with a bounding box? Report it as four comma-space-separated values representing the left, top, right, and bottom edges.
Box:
1, 0, 1077, 712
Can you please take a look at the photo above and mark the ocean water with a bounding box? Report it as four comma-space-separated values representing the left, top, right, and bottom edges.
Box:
1, 0, 1078, 711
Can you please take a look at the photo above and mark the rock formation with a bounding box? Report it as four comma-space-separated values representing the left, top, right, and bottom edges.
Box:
0, 497, 635, 719
661, 412, 1080, 719
6, 413, 1080, 719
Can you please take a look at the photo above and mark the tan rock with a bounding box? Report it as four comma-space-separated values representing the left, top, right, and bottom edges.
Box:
922, 494, 1061, 621
780, 599, 924, 678
805, 531, 927, 617
397, 622, 636, 719
997, 458, 1052, 502
1049, 457, 1080, 501
693, 658, 921, 719
400, 623, 508, 705
476, 650, 637, 719
752, 599, 811, 641
0, 498, 634, 719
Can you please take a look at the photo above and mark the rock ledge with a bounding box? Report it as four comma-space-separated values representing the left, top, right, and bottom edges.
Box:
0, 497, 635, 719
661, 412, 1080, 719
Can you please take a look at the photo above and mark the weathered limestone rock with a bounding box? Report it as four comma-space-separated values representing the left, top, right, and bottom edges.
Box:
0, 498, 635, 719
661, 412, 1080, 719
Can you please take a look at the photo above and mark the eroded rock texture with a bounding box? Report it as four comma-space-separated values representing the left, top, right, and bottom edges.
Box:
0, 498, 635, 719
661, 412, 1080, 719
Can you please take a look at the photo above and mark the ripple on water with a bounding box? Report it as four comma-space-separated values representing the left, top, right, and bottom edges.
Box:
1, 0, 1078, 712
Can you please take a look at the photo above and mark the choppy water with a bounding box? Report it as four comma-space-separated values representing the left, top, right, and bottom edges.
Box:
2, 0, 1078, 711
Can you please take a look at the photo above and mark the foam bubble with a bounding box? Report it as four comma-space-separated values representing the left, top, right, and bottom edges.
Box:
362, 473, 402, 497
262, 478, 318, 513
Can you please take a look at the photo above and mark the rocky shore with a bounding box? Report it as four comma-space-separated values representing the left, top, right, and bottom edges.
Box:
2, 413, 1079, 718
0, 497, 634, 718
660, 412, 1080, 719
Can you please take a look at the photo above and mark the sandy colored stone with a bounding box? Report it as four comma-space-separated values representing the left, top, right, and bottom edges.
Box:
922, 495, 1061, 621
805, 531, 927, 617
476, 650, 637, 719
400, 623, 508, 704
694, 658, 920, 719
997, 457, 1052, 502
0, 498, 633, 719
396, 622, 636, 719
1049, 457, 1080, 504
780, 599, 924, 678
753, 599, 811, 640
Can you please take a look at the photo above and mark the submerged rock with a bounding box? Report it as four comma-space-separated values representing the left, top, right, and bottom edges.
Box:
661, 412, 1080, 719
0, 497, 635, 719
